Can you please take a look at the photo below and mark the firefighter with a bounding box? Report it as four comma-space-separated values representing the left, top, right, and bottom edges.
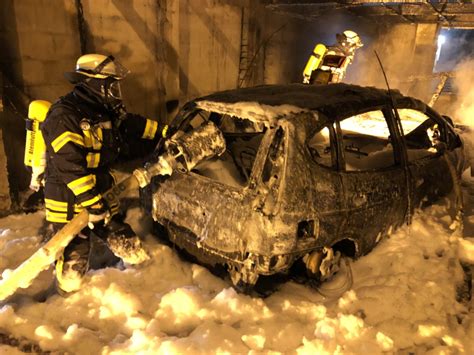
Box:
303, 30, 363, 85
41, 54, 167, 295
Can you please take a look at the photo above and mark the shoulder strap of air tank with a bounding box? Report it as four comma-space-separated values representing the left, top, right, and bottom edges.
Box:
52, 95, 85, 117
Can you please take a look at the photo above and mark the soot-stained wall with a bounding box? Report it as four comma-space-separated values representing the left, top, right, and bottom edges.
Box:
13, 0, 80, 101
2, 0, 244, 121
177, 0, 241, 99
78, 0, 242, 120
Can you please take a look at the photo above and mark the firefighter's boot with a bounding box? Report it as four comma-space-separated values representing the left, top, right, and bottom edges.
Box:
55, 234, 91, 296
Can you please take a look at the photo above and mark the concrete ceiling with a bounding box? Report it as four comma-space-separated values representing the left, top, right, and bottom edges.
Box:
264, 1, 474, 28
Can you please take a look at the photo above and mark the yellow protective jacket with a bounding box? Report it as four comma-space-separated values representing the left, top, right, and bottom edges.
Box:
41, 87, 165, 223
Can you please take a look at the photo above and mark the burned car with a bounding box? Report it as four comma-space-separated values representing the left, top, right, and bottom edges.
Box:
145, 83, 465, 290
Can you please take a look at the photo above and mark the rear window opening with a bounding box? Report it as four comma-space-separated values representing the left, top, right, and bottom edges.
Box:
187, 110, 266, 188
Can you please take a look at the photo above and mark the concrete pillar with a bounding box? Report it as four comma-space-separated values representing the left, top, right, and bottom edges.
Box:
178, 0, 241, 100
408, 23, 439, 101
0, 75, 12, 212
81, 0, 167, 120
412, 23, 439, 75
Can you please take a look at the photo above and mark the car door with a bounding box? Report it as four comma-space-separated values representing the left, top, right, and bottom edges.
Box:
336, 108, 408, 254
304, 120, 346, 248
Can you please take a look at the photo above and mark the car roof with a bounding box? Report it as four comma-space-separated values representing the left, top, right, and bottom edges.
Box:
195, 83, 423, 122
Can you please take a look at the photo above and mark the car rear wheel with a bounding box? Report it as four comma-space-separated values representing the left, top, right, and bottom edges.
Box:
303, 247, 342, 282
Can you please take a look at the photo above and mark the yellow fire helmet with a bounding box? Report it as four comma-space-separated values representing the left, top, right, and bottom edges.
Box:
337, 30, 363, 49
65, 54, 130, 83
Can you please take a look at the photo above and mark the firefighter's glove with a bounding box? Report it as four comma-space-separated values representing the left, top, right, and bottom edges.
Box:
86, 201, 111, 229
29, 170, 44, 192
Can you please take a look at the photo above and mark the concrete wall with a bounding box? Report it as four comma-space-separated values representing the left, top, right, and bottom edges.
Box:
80, 0, 241, 119
177, 0, 241, 99
14, 0, 80, 101
0, 78, 11, 212
0, 0, 81, 203
2, 0, 243, 119
81, 0, 166, 118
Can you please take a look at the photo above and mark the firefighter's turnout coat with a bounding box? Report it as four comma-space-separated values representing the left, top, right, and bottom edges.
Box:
41, 87, 162, 224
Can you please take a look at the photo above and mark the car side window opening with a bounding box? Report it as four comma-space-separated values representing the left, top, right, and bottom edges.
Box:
397, 108, 445, 162
338, 110, 397, 172
307, 125, 334, 168
185, 110, 265, 188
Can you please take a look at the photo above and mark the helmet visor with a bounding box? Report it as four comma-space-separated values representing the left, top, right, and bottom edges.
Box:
94, 55, 130, 80
91, 55, 130, 80
102, 58, 130, 80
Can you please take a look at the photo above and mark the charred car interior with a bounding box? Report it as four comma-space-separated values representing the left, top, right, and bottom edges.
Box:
187, 112, 266, 188
144, 83, 465, 292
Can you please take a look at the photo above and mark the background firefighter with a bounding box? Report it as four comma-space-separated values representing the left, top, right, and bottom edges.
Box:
40, 54, 166, 295
302, 30, 363, 85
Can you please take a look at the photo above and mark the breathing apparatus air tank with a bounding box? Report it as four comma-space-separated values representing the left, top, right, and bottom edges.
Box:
303, 43, 327, 84
25, 100, 51, 191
